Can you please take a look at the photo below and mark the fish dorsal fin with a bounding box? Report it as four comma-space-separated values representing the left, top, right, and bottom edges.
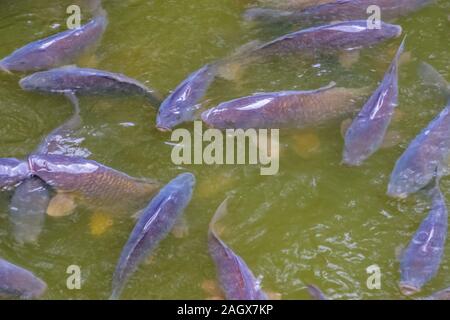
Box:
209, 197, 230, 234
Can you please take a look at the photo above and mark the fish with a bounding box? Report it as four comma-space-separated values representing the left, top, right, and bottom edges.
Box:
399, 184, 448, 296
422, 287, 450, 300
0, 258, 47, 299
387, 65, 450, 198
342, 37, 405, 166
28, 154, 160, 214
9, 177, 50, 245
307, 284, 329, 300
110, 173, 195, 299
243, 20, 402, 58
19, 66, 162, 107
156, 64, 218, 131
0, 158, 30, 190
201, 82, 369, 129
0, 15, 107, 73
245, 0, 434, 26
208, 198, 267, 300
9, 98, 83, 244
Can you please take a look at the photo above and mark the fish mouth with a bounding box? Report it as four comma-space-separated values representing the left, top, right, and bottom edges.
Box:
399, 283, 420, 296
0, 61, 12, 74
386, 188, 408, 199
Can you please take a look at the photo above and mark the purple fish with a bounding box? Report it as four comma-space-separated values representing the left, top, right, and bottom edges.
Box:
9, 177, 50, 245
245, 0, 434, 26
9, 99, 83, 244
0, 15, 107, 73
0, 258, 47, 299
0, 158, 30, 190
28, 154, 160, 213
156, 64, 218, 131
19, 66, 162, 107
246, 20, 401, 57
110, 173, 195, 299
202, 82, 368, 129
388, 104, 450, 198
307, 284, 329, 300
342, 37, 405, 166
208, 198, 267, 300
399, 185, 448, 296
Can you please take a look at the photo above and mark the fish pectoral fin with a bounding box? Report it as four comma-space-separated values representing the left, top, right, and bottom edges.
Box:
339, 50, 360, 69
171, 215, 189, 238
47, 193, 77, 217
395, 244, 405, 261
89, 212, 114, 236
216, 60, 245, 82
131, 209, 144, 221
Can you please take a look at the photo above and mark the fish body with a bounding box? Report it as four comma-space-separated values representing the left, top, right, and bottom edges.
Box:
28, 154, 160, 213
208, 199, 267, 300
249, 20, 402, 57
156, 64, 218, 131
9, 177, 50, 245
0, 15, 107, 73
343, 38, 405, 166
245, 0, 434, 25
388, 64, 450, 197
0, 158, 29, 190
202, 82, 368, 129
0, 258, 47, 299
388, 104, 450, 198
19, 66, 162, 106
399, 186, 448, 296
111, 173, 195, 299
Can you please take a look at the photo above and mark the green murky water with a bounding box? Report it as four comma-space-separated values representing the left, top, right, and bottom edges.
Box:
0, 0, 449, 299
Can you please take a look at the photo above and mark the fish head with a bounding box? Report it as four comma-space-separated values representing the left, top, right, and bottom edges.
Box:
19, 72, 47, 92
378, 22, 403, 41
0, 158, 30, 189
387, 164, 434, 198
175, 172, 196, 190
156, 106, 183, 132
20, 276, 47, 299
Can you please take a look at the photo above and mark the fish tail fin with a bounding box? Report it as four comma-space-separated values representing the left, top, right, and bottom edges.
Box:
418, 62, 450, 100
243, 8, 294, 23
145, 90, 163, 108
64, 92, 80, 115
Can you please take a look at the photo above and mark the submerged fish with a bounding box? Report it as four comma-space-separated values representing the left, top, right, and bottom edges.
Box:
387, 65, 450, 198
28, 154, 160, 214
208, 198, 267, 300
156, 64, 218, 131
19, 66, 162, 107
110, 173, 195, 299
244, 20, 401, 58
399, 185, 448, 296
9, 99, 83, 244
245, 0, 434, 26
307, 284, 329, 300
202, 82, 369, 129
0, 158, 29, 190
0, 15, 107, 73
342, 37, 405, 166
0, 258, 47, 299
9, 177, 50, 245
